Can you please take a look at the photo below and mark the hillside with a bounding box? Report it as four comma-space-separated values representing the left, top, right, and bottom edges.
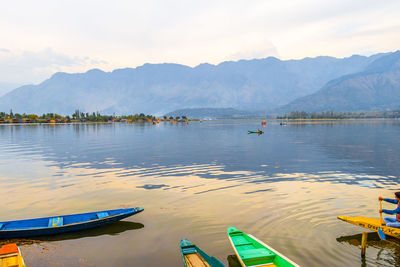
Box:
277, 51, 400, 112
0, 54, 384, 115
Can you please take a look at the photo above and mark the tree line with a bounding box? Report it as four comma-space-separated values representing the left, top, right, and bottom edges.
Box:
0, 109, 157, 123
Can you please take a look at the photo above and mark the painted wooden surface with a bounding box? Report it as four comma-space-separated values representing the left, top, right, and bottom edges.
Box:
338, 216, 400, 239
0, 207, 143, 238
0, 244, 25, 267
184, 253, 211, 267
227, 227, 299, 267
180, 239, 224, 267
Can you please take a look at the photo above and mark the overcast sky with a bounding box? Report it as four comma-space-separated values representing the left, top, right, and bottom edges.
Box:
0, 0, 399, 85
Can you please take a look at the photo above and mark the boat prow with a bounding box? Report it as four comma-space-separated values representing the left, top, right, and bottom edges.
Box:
180, 239, 224, 267
338, 215, 400, 239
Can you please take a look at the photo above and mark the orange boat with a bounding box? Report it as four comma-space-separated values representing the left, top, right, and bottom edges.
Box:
0, 244, 26, 267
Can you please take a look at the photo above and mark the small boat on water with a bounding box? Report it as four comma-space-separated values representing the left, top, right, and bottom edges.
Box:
180, 239, 224, 267
0, 207, 143, 239
338, 215, 400, 239
227, 227, 299, 267
0, 243, 25, 267
248, 130, 263, 134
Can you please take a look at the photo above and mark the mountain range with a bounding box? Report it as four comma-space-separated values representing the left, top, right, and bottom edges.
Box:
278, 51, 400, 112
0, 51, 398, 117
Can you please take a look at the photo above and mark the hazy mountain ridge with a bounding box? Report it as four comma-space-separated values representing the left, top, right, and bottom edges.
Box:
0, 53, 385, 115
277, 51, 400, 112
165, 108, 263, 119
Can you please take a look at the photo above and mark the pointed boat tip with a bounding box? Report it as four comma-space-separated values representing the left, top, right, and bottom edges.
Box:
227, 226, 241, 234
180, 239, 192, 248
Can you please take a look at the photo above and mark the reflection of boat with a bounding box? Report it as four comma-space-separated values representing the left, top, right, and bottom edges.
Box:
0, 243, 25, 267
0, 207, 143, 239
227, 227, 299, 267
227, 254, 242, 267
180, 239, 224, 267
14, 221, 144, 244
336, 232, 384, 246
338, 216, 400, 239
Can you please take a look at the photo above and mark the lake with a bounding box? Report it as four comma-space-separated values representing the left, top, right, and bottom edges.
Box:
1, 120, 400, 266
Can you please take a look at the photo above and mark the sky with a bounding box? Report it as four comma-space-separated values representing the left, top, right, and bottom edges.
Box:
0, 0, 399, 87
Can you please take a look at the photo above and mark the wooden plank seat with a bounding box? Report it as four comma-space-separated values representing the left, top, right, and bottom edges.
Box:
97, 212, 109, 219
241, 248, 275, 261
48, 217, 63, 227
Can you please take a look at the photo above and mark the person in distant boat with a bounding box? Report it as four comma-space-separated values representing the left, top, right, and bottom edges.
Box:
379, 192, 400, 227
257, 129, 262, 135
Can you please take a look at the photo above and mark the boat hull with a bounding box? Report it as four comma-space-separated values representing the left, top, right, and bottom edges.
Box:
0, 207, 143, 239
227, 227, 299, 267
180, 239, 224, 267
338, 215, 400, 239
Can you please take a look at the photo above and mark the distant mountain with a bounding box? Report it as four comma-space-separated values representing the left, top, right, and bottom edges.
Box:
277, 51, 400, 112
165, 108, 262, 119
0, 82, 21, 97
0, 53, 385, 115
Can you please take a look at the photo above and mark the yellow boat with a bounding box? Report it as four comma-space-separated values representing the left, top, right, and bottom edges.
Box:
0, 244, 26, 267
338, 216, 400, 239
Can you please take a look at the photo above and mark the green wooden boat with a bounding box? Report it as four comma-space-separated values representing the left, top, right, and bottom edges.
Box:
180, 239, 224, 267
227, 227, 299, 267
248, 130, 263, 134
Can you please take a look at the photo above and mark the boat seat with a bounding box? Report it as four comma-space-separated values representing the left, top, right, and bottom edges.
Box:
48, 217, 63, 227
97, 212, 109, 219
182, 247, 197, 254
240, 248, 275, 261
236, 242, 253, 246
0, 223, 4, 230
232, 236, 252, 245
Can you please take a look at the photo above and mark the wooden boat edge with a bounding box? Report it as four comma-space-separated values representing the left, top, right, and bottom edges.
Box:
337, 215, 400, 239
0, 207, 143, 224
180, 239, 224, 267
0, 207, 143, 236
227, 233, 247, 267
247, 234, 300, 267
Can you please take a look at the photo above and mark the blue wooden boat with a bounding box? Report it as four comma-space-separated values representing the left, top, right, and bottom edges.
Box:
0, 207, 143, 239
180, 239, 224, 267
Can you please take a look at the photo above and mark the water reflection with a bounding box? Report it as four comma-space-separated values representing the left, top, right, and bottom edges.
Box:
0, 121, 399, 187
0, 221, 144, 245
227, 254, 241, 267
337, 232, 400, 266
1, 121, 400, 266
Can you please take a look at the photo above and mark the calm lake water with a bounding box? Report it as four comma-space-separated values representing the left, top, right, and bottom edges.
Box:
1, 120, 400, 266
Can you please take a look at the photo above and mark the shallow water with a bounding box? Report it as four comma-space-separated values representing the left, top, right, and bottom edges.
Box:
1, 120, 400, 266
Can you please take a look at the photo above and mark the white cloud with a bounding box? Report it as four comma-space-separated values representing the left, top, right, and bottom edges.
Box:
0, 48, 109, 84
0, 0, 398, 83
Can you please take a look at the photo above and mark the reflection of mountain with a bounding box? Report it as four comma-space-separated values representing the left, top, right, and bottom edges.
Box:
0, 221, 144, 245
291, 121, 400, 181
1, 122, 399, 187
